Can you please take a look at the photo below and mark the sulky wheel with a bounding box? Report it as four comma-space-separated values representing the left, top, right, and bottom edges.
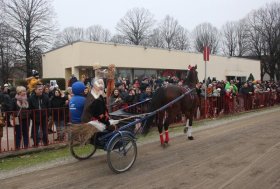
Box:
69, 136, 97, 160
107, 134, 137, 173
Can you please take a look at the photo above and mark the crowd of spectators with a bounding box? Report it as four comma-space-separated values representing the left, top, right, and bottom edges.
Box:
0, 76, 72, 149
109, 75, 280, 113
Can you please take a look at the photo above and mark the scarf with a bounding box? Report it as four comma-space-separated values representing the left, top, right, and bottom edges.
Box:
15, 94, 29, 109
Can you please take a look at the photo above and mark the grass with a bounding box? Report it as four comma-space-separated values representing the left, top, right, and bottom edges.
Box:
0, 105, 279, 172
0, 147, 70, 171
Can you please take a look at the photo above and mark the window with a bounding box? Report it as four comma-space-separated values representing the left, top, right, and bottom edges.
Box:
134, 69, 157, 80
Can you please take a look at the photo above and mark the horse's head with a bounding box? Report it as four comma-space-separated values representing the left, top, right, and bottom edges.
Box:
184, 65, 199, 88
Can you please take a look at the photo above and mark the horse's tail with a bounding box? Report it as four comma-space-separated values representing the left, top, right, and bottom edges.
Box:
141, 88, 164, 135
141, 106, 156, 136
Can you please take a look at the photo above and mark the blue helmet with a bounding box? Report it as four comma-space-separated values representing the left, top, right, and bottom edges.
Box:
72, 81, 85, 95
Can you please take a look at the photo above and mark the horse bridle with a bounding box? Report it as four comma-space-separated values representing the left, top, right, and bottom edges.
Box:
186, 70, 190, 81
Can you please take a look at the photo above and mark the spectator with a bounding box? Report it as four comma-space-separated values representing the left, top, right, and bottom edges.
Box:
116, 76, 123, 87
50, 89, 67, 141
225, 80, 238, 96
216, 81, 226, 96
43, 84, 53, 98
239, 82, 251, 110
9, 86, 17, 99
65, 87, 73, 102
196, 82, 203, 97
121, 77, 129, 90
28, 84, 50, 146
26, 70, 41, 95
155, 76, 163, 89
117, 83, 128, 100
207, 84, 213, 96
134, 86, 141, 98
109, 88, 124, 112
253, 83, 264, 108
84, 75, 92, 87
12, 86, 30, 149
225, 87, 234, 114
68, 74, 78, 87
0, 92, 13, 149
236, 80, 242, 91
140, 77, 149, 92
166, 75, 173, 84
212, 83, 221, 97
80, 74, 86, 84
83, 86, 90, 97
0, 89, 13, 127
133, 77, 140, 88
3, 83, 10, 95
69, 82, 86, 124
125, 88, 138, 105
139, 86, 153, 102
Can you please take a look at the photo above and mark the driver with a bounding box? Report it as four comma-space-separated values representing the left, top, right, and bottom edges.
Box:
81, 74, 118, 132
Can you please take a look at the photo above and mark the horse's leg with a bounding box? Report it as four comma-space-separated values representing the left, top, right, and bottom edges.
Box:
163, 114, 169, 144
183, 118, 189, 133
158, 112, 165, 145
187, 117, 194, 140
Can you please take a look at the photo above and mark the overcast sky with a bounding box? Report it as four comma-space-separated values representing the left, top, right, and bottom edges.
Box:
52, 0, 276, 33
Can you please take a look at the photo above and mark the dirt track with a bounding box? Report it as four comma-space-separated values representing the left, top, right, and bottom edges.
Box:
1, 108, 280, 189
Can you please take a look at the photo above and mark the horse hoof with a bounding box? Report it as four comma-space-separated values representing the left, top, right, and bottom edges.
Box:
161, 143, 168, 148
183, 127, 188, 133
164, 141, 169, 144
188, 136, 194, 140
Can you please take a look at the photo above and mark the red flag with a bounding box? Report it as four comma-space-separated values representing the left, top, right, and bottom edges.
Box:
203, 46, 210, 61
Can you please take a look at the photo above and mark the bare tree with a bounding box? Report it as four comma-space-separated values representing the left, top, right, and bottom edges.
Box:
159, 15, 180, 50
146, 28, 164, 48
4, 0, 56, 76
192, 22, 219, 54
0, 21, 17, 84
85, 25, 111, 42
236, 19, 250, 56
221, 22, 238, 56
53, 27, 85, 48
246, 2, 280, 80
172, 26, 190, 51
116, 7, 155, 45
110, 34, 127, 45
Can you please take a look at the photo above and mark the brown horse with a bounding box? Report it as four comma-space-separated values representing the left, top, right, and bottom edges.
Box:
143, 66, 199, 146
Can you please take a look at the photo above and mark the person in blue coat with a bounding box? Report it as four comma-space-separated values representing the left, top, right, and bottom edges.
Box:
69, 82, 86, 124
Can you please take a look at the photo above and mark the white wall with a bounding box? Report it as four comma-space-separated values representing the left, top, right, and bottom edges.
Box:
43, 41, 260, 81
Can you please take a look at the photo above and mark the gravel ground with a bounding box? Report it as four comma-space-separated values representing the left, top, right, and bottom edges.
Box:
0, 106, 279, 182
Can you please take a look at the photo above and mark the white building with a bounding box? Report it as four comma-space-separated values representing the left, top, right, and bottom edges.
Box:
42, 41, 260, 84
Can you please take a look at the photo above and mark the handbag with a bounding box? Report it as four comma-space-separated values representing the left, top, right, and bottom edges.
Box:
10, 107, 22, 126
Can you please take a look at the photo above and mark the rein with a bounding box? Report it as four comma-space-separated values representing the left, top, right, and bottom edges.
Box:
115, 112, 151, 122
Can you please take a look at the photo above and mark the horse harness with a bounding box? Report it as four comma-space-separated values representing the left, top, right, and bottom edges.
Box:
181, 85, 197, 100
